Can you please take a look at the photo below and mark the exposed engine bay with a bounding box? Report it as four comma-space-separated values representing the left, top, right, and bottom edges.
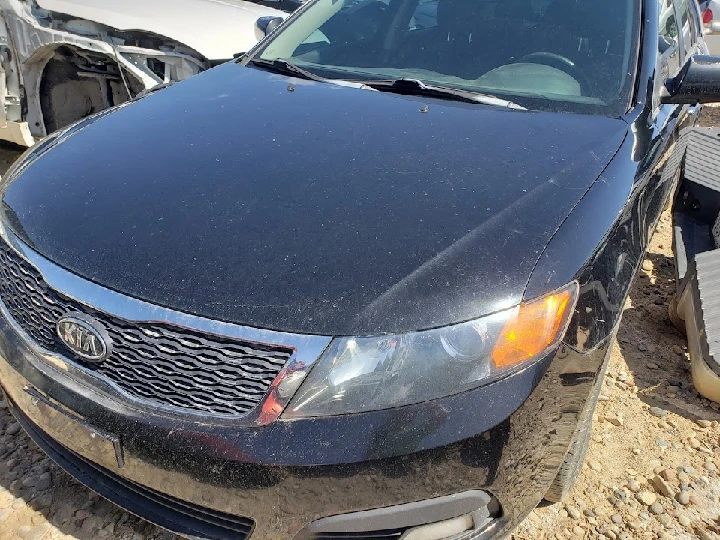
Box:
0, 0, 210, 145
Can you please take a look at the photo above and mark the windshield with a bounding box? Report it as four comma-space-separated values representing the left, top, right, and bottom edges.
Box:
249, 0, 640, 116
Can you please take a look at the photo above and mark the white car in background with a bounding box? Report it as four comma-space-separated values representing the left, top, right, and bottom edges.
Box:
700, 0, 720, 54
0, 0, 285, 146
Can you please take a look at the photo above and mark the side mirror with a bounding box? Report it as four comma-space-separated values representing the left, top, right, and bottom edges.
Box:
255, 16, 284, 37
661, 55, 720, 104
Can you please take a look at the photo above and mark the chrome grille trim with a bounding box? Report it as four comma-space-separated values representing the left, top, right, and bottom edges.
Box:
0, 221, 332, 421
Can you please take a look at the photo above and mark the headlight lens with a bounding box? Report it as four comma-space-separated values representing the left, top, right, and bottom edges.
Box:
284, 283, 578, 418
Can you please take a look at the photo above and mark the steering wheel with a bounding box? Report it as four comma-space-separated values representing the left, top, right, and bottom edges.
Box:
516, 52, 592, 95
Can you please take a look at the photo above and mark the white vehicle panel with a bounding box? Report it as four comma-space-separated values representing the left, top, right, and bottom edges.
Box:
0, 0, 284, 145
35, 0, 284, 60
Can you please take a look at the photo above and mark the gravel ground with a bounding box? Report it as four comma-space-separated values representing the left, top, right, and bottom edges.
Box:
0, 109, 720, 540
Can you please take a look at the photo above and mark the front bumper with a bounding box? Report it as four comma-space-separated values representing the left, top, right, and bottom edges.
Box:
0, 303, 611, 539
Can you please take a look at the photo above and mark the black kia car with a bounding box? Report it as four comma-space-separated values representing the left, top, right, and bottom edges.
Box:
0, 0, 718, 538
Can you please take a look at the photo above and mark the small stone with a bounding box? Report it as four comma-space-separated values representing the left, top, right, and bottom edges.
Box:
21, 476, 36, 488
628, 479, 641, 493
632, 448, 641, 455
638, 343, 648, 351
678, 515, 691, 527
673, 345, 683, 355
566, 505, 581, 520
5, 423, 20, 436
696, 419, 712, 428
649, 407, 667, 418
572, 526, 585, 537
35, 472, 51, 491
34, 494, 52, 509
656, 439, 668, 448
589, 460, 602, 472
659, 469, 677, 483
611, 513, 623, 524
638, 491, 657, 505
647, 362, 659, 369
688, 438, 701, 449
657, 513, 672, 526
650, 501, 664, 515
677, 471, 690, 484
651, 475, 674, 498
705, 460, 717, 472
16, 526, 33, 539
677, 491, 690, 505
583, 508, 594, 517
603, 415, 624, 426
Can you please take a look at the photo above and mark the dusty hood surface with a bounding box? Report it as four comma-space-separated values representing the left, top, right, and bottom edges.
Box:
2, 62, 628, 336
36, 0, 284, 59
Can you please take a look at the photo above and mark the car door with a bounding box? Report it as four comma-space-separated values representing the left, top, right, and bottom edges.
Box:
655, 0, 700, 174
642, 0, 695, 248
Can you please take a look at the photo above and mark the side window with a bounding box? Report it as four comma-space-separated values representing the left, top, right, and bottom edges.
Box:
293, 0, 391, 56
659, 0, 681, 78
408, 0, 439, 31
676, 0, 696, 58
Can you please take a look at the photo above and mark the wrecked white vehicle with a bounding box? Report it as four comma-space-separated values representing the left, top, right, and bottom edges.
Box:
0, 0, 284, 145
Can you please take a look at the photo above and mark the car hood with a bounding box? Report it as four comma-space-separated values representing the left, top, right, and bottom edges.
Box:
35, 0, 284, 60
1, 63, 628, 336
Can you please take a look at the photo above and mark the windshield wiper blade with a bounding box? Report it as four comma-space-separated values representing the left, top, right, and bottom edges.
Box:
359, 78, 526, 110
246, 58, 325, 82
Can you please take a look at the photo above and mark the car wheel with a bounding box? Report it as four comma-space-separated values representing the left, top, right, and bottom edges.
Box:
543, 340, 613, 503
542, 402, 593, 503
668, 294, 686, 335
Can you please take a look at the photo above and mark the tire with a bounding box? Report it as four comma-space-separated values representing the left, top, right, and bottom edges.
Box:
542, 402, 593, 503
543, 341, 613, 503
668, 293, 687, 335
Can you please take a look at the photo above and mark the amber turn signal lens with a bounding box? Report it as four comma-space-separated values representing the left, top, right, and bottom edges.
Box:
491, 284, 578, 368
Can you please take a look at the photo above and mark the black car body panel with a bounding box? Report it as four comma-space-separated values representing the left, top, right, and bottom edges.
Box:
0, 311, 610, 538
1, 63, 628, 336
0, 0, 709, 538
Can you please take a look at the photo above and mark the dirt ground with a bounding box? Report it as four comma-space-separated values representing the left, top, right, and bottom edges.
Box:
0, 109, 719, 540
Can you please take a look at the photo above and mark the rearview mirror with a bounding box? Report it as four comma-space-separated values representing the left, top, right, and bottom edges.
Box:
256, 16, 284, 37
661, 55, 720, 104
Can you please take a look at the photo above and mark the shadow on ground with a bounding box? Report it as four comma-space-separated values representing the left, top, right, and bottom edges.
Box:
614, 248, 719, 424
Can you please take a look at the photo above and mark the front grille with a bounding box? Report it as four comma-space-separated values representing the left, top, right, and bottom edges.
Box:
0, 238, 294, 417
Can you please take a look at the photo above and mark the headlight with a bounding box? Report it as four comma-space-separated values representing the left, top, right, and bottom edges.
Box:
283, 282, 578, 418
